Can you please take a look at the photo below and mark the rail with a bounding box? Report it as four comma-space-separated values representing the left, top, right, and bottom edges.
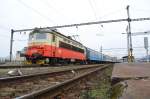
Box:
0, 63, 106, 69
15, 65, 110, 99
0, 64, 103, 82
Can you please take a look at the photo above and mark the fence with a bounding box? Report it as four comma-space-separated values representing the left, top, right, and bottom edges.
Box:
0, 57, 26, 65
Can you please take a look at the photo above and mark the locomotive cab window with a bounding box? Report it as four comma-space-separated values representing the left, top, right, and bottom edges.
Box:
29, 34, 34, 41
36, 33, 47, 40
52, 34, 55, 42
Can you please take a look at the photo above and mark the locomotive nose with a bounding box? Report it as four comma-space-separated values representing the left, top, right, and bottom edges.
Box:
26, 46, 44, 57
32, 53, 42, 59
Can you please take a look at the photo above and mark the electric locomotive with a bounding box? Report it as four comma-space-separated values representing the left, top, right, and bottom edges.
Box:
25, 28, 86, 64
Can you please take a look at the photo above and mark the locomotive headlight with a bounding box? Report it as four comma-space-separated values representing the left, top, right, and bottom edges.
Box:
31, 50, 37, 53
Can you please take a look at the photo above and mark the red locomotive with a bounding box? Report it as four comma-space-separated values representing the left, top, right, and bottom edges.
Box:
25, 28, 86, 64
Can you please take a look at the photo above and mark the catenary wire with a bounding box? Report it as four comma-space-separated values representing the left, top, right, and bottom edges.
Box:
16, 0, 56, 25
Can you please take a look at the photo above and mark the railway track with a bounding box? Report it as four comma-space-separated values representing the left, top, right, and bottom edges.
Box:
0, 64, 57, 68
0, 64, 105, 78
0, 63, 107, 69
17, 64, 111, 99
0, 64, 110, 99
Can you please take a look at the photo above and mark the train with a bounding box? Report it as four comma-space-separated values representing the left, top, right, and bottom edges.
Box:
24, 28, 117, 64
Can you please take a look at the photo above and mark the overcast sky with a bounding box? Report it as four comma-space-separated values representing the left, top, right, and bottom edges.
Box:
0, 0, 150, 58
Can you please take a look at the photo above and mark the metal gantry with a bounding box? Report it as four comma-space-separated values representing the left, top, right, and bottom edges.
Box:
122, 31, 150, 36
9, 6, 150, 62
126, 5, 133, 62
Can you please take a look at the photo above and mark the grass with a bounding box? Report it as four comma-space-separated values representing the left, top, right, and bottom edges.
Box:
81, 66, 113, 99
111, 82, 126, 99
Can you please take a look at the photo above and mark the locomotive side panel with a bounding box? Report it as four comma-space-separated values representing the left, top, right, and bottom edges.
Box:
52, 32, 86, 60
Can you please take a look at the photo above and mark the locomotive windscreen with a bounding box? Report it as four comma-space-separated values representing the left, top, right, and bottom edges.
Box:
36, 33, 47, 40
29, 33, 47, 41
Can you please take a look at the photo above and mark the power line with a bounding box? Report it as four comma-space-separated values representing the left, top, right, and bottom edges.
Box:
11, 17, 150, 32
133, 8, 150, 13
132, 17, 150, 21
99, 9, 124, 19
88, 0, 98, 20
40, 0, 75, 36
88, 0, 125, 20
16, 0, 56, 25
0, 25, 10, 31
0, 34, 28, 40
41, 0, 61, 15
103, 46, 150, 50
88, 0, 103, 29
0, 34, 10, 38
41, 0, 70, 21
9, 12, 150, 62
14, 39, 28, 41
122, 30, 150, 36
12, 18, 127, 32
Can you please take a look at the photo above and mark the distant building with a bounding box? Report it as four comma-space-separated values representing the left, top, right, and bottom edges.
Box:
122, 56, 135, 62
140, 55, 150, 62
15, 47, 27, 61
122, 56, 128, 62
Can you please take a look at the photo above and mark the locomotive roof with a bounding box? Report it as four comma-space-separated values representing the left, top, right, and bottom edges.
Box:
31, 28, 83, 45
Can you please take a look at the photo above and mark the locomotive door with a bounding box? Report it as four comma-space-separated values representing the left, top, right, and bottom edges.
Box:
52, 33, 57, 57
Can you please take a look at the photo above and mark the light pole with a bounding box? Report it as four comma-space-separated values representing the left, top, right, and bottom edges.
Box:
10, 29, 14, 62
96, 34, 103, 60
100, 46, 103, 60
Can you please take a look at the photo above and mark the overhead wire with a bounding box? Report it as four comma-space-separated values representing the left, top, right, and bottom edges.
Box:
88, 0, 98, 20
103, 48, 148, 57
88, 0, 103, 26
14, 39, 28, 41
103, 46, 150, 51
87, 1, 124, 23
41, 0, 72, 22
132, 8, 150, 13
41, 0, 84, 43
16, 0, 56, 25
0, 25, 10, 31
99, 9, 125, 20
87, 0, 104, 38
40, 0, 61, 15
0, 34, 10, 38
2, 0, 149, 58
0, 25, 10, 38
40, 0, 78, 41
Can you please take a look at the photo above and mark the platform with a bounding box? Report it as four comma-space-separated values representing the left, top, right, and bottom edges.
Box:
112, 63, 150, 78
112, 63, 150, 99
120, 79, 150, 99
